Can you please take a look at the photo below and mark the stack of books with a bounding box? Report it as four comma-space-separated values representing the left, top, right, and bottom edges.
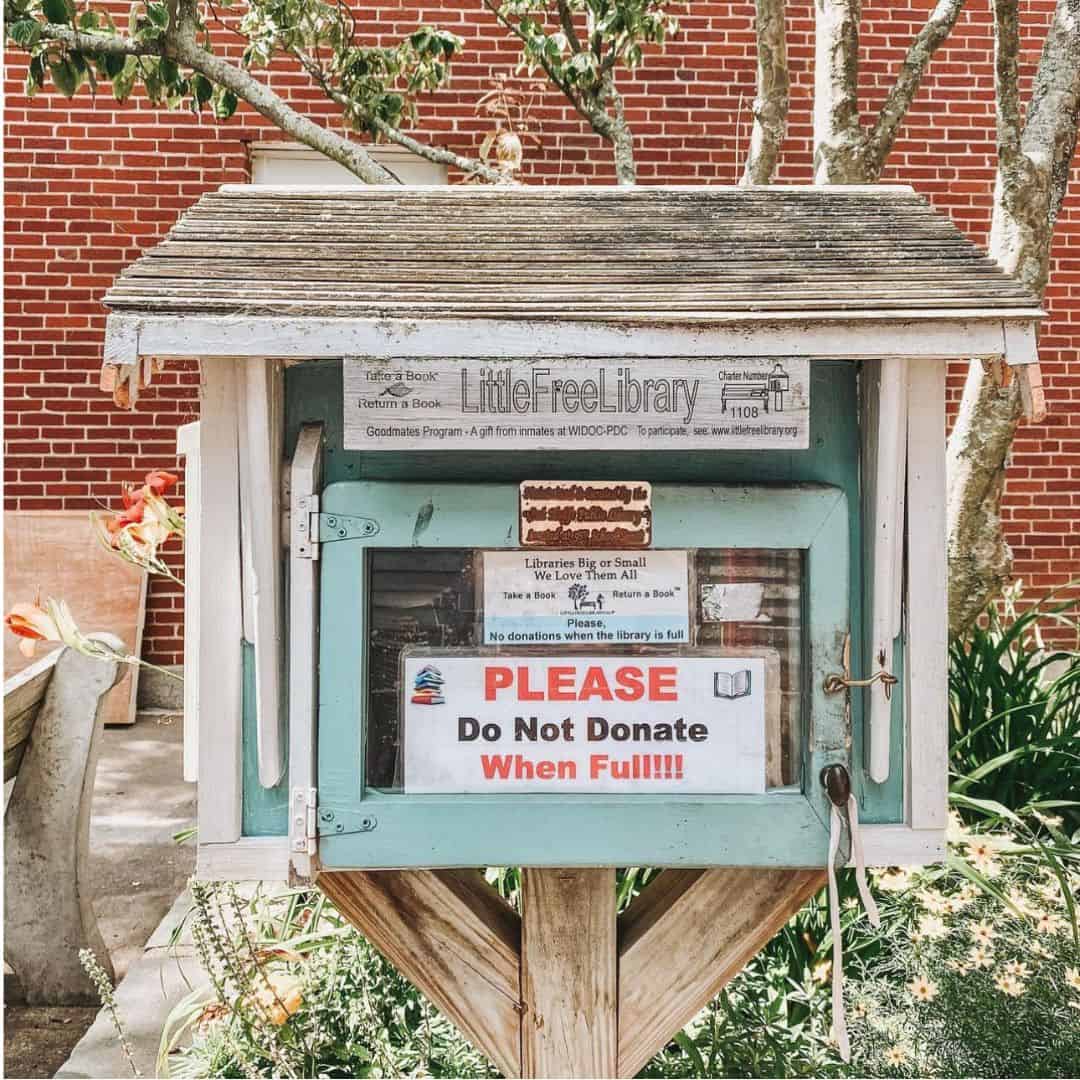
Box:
411, 664, 445, 705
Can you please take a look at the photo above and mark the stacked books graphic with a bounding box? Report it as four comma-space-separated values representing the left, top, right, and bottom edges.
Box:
411, 664, 445, 705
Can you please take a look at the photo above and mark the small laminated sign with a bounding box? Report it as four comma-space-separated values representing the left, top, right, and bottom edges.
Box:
483, 549, 690, 645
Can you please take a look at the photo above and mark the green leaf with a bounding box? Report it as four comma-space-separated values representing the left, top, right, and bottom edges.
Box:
41, 0, 73, 22
159, 56, 180, 85
25, 53, 46, 96
78, 9, 98, 29
112, 54, 138, 99
146, 2, 169, 29
213, 87, 237, 119
49, 57, 79, 96
102, 51, 126, 78
191, 72, 212, 104
8, 17, 42, 46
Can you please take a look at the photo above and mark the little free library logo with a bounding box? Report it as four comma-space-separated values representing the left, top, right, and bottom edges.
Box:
402, 655, 768, 795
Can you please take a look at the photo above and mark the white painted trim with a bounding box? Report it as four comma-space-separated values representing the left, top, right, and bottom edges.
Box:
177, 420, 200, 784
197, 359, 244, 844
863, 358, 908, 783
238, 359, 287, 788
904, 359, 949, 831
1003, 319, 1039, 366
219, 182, 922, 195
861, 825, 946, 866
104, 314, 1041, 365
288, 424, 324, 881
196, 837, 291, 881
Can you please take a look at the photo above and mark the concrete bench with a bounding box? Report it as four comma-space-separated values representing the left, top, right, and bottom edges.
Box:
4, 636, 124, 1004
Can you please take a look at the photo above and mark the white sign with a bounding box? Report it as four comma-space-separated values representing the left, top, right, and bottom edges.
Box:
343, 357, 810, 451
483, 550, 690, 645
402, 652, 776, 794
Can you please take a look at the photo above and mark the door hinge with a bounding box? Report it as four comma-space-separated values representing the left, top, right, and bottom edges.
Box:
290, 786, 318, 855
293, 496, 380, 560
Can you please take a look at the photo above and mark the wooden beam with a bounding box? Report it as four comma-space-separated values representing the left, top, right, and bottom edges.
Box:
617, 868, 823, 1079
905, 358, 949, 829
197, 358, 244, 844
520, 868, 617, 1079
238, 357, 286, 788
287, 423, 323, 880
319, 870, 522, 1078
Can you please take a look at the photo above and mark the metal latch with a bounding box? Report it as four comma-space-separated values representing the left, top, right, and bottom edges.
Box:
293, 494, 379, 560
290, 786, 318, 855
822, 633, 898, 699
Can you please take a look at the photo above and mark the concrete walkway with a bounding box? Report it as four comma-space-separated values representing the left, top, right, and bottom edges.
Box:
4, 713, 196, 1079
55, 890, 205, 1079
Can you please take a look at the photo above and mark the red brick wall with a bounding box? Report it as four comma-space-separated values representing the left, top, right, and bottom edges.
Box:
5, 1, 1078, 663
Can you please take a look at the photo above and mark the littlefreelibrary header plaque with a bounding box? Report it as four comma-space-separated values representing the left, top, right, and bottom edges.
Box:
343, 356, 810, 451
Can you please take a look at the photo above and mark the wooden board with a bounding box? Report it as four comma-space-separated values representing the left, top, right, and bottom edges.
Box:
319, 869, 522, 1078
617, 867, 823, 1078
4, 650, 59, 781
521, 868, 617, 1078
3, 511, 147, 726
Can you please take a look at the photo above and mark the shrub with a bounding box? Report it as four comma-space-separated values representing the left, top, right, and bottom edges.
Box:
949, 585, 1080, 831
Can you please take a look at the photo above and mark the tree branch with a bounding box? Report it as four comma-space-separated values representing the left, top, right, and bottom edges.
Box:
371, 118, 512, 183
35, 19, 397, 183
1020, 0, 1080, 233
813, 0, 863, 182
288, 43, 507, 183
557, 0, 584, 54
174, 37, 397, 182
741, 0, 789, 184
38, 22, 163, 57
603, 72, 636, 184
993, 0, 1024, 176
863, 0, 966, 177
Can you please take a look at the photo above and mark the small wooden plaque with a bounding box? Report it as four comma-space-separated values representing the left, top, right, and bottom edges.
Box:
519, 481, 652, 548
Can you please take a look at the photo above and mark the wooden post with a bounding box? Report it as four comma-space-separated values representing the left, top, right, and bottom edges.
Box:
520, 868, 618, 1079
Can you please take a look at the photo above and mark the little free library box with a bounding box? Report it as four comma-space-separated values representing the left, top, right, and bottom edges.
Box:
100, 183, 1044, 877
100, 185, 1042, 1077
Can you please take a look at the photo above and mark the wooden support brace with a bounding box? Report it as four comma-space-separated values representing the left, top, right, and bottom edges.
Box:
520, 868, 617, 1079
323, 865, 821, 1079
617, 868, 823, 1078
319, 870, 522, 1078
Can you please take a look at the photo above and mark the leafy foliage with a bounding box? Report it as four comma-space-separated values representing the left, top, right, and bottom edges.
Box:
949, 585, 1080, 831
487, 0, 678, 101
3, 0, 681, 179
2, 0, 462, 131
162, 882, 497, 1078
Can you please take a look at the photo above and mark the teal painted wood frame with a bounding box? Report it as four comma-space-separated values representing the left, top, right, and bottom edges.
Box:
315, 482, 849, 868
256, 359, 903, 843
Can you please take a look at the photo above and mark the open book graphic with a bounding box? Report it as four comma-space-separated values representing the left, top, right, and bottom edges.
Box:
714, 668, 752, 700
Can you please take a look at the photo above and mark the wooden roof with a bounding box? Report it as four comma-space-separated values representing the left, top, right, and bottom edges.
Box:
103, 184, 1042, 322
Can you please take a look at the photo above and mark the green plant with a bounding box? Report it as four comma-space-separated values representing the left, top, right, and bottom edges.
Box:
949, 584, 1080, 830
845, 812, 1080, 1078
161, 882, 496, 1078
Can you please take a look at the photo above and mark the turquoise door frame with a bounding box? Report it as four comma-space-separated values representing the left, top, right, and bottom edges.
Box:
316, 481, 850, 868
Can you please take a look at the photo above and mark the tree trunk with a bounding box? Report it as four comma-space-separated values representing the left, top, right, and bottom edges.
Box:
945, 0, 1080, 635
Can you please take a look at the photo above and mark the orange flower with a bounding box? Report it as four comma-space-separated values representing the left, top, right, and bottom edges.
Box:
144, 470, 178, 495
245, 973, 303, 1026
5, 601, 61, 658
